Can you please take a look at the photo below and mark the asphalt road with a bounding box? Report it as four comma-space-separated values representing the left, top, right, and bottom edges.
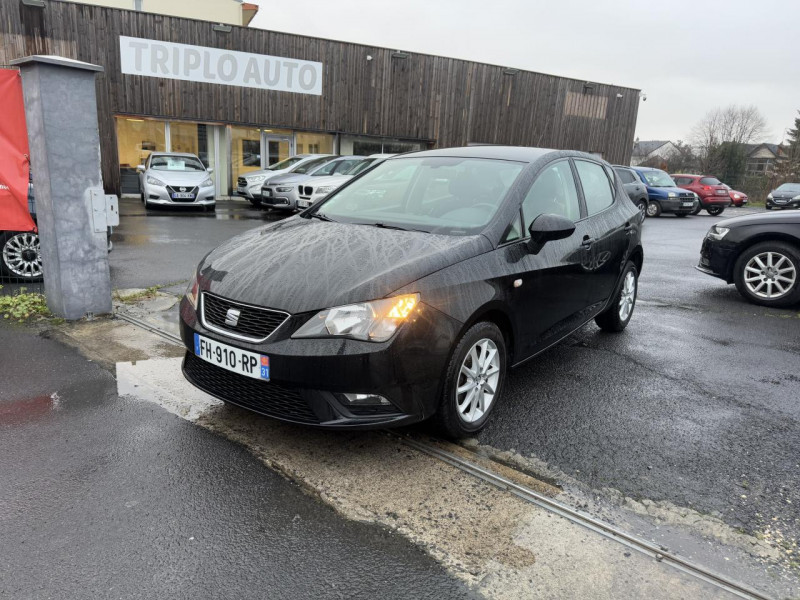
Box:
109, 199, 800, 547
0, 325, 474, 599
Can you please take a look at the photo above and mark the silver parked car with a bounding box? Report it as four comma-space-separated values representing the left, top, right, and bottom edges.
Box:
137, 152, 215, 212
297, 154, 394, 208
261, 156, 370, 212
235, 154, 334, 206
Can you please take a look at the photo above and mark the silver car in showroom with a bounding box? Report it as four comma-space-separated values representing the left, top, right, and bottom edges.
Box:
298, 154, 395, 208
137, 152, 215, 212
261, 156, 369, 211
235, 154, 335, 206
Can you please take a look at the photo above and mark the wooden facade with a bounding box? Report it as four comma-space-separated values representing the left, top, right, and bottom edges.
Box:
1, 0, 641, 194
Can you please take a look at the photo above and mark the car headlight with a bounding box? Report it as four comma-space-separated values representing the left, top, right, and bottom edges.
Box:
147, 176, 165, 186
248, 175, 267, 183
767, 193, 773, 200
733, 193, 740, 199
706, 225, 730, 241
314, 186, 334, 195
292, 294, 420, 342
201, 178, 213, 187
793, 195, 800, 200
185, 272, 199, 309
668, 192, 677, 198
693, 192, 699, 199
276, 186, 293, 193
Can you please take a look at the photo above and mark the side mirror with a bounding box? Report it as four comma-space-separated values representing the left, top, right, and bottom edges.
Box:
206, 167, 214, 173
136, 164, 145, 173
528, 213, 575, 254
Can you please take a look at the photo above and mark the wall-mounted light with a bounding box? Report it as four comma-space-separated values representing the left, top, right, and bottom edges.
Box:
615, 93, 624, 99
366, 55, 373, 61
212, 23, 232, 33
503, 68, 519, 76
391, 51, 410, 59
21, 0, 46, 7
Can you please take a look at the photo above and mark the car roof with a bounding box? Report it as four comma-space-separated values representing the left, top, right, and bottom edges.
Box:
671, 173, 710, 178
398, 145, 561, 163
150, 152, 200, 158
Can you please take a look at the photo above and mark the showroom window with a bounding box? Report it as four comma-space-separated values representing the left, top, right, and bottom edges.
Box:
230, 126, 262, 183
115, 116, 166, 194
340, 135, 425, 156
295, 132, 334, 155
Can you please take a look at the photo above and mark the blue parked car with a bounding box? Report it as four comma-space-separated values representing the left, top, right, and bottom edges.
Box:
630, 166, 699, 218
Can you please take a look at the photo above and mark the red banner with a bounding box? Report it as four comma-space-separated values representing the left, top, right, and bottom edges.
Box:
0, 69, 35, 233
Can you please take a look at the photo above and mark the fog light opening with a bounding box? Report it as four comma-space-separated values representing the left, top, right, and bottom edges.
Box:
338, 393, 391, 406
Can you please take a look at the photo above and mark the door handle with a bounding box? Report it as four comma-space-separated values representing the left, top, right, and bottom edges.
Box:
624, 222, 634, 231
581, 236, 594, 247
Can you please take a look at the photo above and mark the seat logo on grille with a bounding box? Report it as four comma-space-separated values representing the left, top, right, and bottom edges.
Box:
224, 308, 241, 327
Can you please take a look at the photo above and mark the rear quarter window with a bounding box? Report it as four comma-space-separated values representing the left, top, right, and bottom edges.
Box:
700, 177, 721, 185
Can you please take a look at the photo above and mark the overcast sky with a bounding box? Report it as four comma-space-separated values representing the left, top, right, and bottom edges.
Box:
250, 0, 800, 144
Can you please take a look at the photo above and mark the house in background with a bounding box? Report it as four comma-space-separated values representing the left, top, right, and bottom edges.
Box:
630, 140, 680, 166
744, 143, 787, 175
59, 0, 260, 26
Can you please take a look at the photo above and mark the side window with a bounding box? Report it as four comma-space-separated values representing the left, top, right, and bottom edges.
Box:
501, 211, 523, 244
575, 160, 614, 216
522, 160, 581, 228
615, 168, 635, 184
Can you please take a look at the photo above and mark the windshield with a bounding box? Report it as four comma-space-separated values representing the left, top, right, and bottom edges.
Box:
313, 157, 524, 236
345, 158, 376, 176
267, 156, 303, 171
150, 155, 205, 172
641, 169, 676, 187
291, 157, 333, 174
776, 183, 800, 193
700, 177, 722, 185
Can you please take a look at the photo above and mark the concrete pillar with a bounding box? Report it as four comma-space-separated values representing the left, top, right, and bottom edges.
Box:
11, 55, 111, 320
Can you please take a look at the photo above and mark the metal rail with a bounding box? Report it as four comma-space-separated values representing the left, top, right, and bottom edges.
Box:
116, 309, 771, 600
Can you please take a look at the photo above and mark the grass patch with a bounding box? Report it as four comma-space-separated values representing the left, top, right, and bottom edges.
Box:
0, 286, 51, 322
114, 286, 160, 303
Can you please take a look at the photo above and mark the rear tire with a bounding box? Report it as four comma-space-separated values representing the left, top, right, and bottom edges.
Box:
707, 205, 725, 216
733, 242, 800, 308
646, 201, 661, 218
434, 321, 507, 439
595, 262, 638, 332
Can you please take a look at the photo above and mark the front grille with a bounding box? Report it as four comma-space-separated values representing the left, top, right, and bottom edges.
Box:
201, 292, 289, 342
302, 186, 313, 197
678, 192, 693, 199
238, 177, 247, 187
183, 353, 319, 424
166, 185, 198, 202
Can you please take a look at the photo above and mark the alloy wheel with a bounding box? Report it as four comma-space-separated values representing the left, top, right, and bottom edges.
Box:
2, 232, 42, 279
455, 338, 500, 424
646, 202, 659, 217
618, 270, 636, 321
743, 252, 797, 299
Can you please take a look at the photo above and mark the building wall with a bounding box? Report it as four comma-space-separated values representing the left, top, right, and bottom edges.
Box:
55, 0, 248, 25
2, 0, 641, 194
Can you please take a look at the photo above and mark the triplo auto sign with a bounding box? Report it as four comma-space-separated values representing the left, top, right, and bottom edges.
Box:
119, 36, 322, 95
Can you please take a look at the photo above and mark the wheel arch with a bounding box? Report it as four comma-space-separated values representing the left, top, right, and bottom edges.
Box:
726, 234, 800, 282
628, 244, 644, 276
457, 303, 516, 366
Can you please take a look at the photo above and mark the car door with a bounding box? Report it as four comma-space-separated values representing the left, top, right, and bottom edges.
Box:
573, 159, 633, 308
500, 159, 593, 359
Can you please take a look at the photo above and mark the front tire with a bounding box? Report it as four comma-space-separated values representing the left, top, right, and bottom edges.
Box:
707, 205, 725, 216
595, 262, 638, 332
733, 242, 800, 308
646, 201, 661, 218
0, 231, 43, 282
636, 199, 647, 216
434, 321, 507, 438
691, 204, 702, 216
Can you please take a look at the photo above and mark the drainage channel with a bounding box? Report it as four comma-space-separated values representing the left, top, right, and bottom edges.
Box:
115, 309, 772, 600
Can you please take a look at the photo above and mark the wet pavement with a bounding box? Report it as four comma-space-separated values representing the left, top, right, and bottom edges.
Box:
107, 199, 800, 558
0, 325, 474, 599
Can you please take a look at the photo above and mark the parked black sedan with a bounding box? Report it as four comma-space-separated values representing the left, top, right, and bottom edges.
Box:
179, 147, 644, 437
766, 182, 800, 210
697, 211, 800, 307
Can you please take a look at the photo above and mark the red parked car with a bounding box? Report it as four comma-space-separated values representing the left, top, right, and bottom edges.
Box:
671, 174, 732, 216
722, 184, 748, 207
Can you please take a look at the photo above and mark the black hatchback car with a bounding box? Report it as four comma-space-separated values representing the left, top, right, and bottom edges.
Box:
179, 147, 644, 437
697, 211, 800, 307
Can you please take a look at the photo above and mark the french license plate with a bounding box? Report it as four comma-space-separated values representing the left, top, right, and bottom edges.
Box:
193, 333, 269, 380
682, 201, 694, 207
172, 192, 195, 199
716, 190, 727, 195
263, 189, 272, 197
298, 200, 311, 208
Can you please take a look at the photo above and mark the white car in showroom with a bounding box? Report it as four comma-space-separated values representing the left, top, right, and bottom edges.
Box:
137, 152, 215, 212
235, 154, 334, 207
297, 154, 394, 208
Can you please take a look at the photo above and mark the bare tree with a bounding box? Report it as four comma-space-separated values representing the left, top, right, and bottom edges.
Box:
690, 105, 769, 176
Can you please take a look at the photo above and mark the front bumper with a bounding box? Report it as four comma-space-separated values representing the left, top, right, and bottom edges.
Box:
145, 183, 215, 205
235, 180, 265, 200
656, 197, 697, 214
178, 296, 461, 428
699, 195, 732, 207
767, 198, 800, 209
697, 236, 736, 282
261, 186, 300, 210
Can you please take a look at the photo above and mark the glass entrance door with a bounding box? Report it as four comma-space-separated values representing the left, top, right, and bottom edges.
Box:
262, 133, 293, 168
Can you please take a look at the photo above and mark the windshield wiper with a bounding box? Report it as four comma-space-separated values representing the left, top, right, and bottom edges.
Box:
372, 222, 429, 233
308, 212, 335, 222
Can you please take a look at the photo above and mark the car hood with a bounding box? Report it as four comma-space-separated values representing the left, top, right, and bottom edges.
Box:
266, 173, 314, 185
650, 185, 693, 195
242, 168, 288, 180
307, 174, 352, 188
717, 211, 800, 228
147, 170, 209, 185
197, 217, 492, 314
